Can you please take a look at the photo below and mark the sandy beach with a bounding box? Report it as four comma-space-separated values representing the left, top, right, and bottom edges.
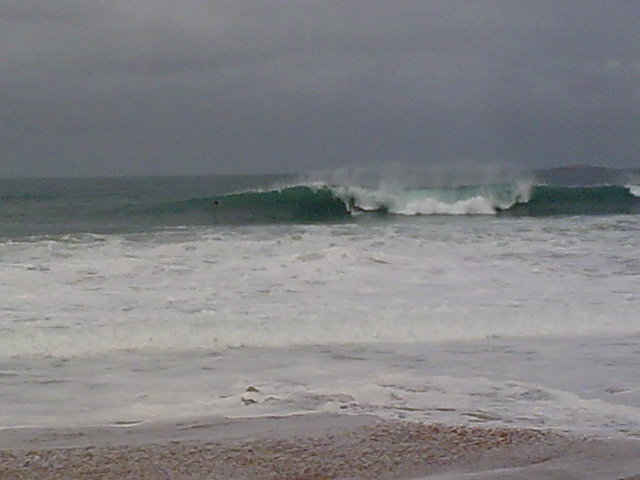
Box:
2, 414, 640, 480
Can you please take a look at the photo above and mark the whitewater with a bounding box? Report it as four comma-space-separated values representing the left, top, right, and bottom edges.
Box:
1, 171, 640, 440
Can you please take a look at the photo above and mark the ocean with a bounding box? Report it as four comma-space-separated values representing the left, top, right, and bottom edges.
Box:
1, 167, 639, 440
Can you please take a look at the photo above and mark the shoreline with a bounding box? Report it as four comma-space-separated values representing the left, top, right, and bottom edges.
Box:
2, 414, 640, 479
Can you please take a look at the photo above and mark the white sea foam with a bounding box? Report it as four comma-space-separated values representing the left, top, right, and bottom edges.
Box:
1, 216, 640, 436
397, 195, 496, 215
324, 181, 534, 216
628, 184, 640, 197
1, 216, 638, 358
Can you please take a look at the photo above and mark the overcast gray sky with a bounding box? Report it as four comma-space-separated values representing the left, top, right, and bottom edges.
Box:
2, 1, 639, 177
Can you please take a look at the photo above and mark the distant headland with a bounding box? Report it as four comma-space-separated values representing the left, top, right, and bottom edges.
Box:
536, 165, 639, 186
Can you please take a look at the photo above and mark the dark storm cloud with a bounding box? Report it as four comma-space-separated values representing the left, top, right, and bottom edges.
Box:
1, 1, 638, 177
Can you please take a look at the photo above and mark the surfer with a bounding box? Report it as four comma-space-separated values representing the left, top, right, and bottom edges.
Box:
347, 196, 357, 213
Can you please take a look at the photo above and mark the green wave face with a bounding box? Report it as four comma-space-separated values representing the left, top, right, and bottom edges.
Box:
147, 186, 351, 224
501, 185, 640, 216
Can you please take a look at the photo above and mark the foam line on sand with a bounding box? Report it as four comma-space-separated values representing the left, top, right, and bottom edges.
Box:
1, 414, 640, 479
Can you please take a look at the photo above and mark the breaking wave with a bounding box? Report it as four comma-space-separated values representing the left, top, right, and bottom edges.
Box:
140, 182, 640, 223
5, 178, 639, 235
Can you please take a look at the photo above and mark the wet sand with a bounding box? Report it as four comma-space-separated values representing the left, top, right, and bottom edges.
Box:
1, 414, 639, 479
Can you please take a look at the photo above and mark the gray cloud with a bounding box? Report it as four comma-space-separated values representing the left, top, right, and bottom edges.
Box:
1, 0, 638, 177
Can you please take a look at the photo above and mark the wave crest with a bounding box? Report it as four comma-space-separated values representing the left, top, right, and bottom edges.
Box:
109, 182, 640, 225
330, 182, 533, 216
